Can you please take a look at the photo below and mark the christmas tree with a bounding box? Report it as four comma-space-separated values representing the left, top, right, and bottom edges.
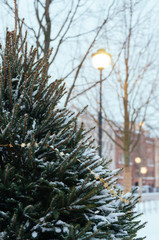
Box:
0, 27, 145, 239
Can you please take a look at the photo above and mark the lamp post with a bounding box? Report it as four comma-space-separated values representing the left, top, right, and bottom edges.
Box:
91, 49, 111, 157
135, 157, 147, 201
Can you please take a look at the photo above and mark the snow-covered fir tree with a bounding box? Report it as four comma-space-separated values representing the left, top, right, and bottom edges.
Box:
0, 27, 145, 239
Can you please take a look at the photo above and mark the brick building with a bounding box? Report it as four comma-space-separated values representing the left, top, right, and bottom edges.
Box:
78, 113, 159, 189
114, 130, 156, 188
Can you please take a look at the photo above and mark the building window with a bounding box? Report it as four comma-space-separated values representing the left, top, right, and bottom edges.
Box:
148, 158, 154, 166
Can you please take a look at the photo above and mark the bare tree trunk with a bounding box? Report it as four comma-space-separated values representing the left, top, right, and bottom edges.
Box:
123, 138, 132, 193
123, 165, 132, 193
123, 65, 132, 191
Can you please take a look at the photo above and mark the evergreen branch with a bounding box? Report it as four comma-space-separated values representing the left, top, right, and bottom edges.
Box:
17, 224, 23, 240
41, 110, 67, 134
73, 188, 97, 206
8, 62, 12, 110
70, 224, 76, 240
18, 55, 22, 75
54, 131, 74, 148
48, 194, 58, 211
67, 156, 77, 169
37, 131, 50, 152
77, 175, 92, 197
4, 164, 9, 184
0, 74, 3, 97
38, 109, 54, 133
12, 31, 27, 75
26, 49, 37, 76
22, 114, 28, 143
74, 122, 83, 144
29, 149, 34, 168
82, 229, 101, 240
24, 41, 28, 72
77, 222, 91, 238
67, 187, 76, 205
4, 56, 7, 86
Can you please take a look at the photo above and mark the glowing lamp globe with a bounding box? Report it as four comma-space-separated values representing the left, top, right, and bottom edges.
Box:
135, 157, 141, 164
92, 49, 111, 70
140, 166, 148, 175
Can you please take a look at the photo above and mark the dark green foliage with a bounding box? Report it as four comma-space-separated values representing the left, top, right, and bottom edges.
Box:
0, 28, 145, 239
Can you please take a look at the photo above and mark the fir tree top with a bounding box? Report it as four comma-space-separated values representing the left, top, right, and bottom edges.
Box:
0, 26, 145, 240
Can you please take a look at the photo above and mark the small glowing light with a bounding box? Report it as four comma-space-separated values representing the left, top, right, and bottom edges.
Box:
139, 122, 144, 127
140, 166, 148, 175
92, 49, 111, 70
135, 157, 141, 164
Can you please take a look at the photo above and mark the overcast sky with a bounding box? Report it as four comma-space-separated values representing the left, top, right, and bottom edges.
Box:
1, 0, 159, 136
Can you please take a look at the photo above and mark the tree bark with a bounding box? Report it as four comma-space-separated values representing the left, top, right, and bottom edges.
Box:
123, 165, 132, 193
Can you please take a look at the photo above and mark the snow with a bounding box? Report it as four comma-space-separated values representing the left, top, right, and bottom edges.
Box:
55, 220, 69, 234
136, 200, 159, 240
24, 220, 30, 228
123, 192, 131, 198
63, 227, 69, 233
0, 211, 7, 217
0, 231, 5, 236
32, 231, 38, 238
90, 214, 108, 221
55, 227, 61, 233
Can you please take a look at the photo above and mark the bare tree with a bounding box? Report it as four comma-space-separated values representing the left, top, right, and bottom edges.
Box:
105, 0, 159, 192
69, 0, 159, 192
1, 0, 119, 106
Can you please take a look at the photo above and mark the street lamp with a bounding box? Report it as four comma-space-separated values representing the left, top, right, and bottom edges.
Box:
135, 157, 147, 201
134, 157, 141, 164
140, 166, 148, 175
91, 49, 111, 157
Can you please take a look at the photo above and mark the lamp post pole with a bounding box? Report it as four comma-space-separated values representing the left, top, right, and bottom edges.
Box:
134, 157, 147, 202
98, 69, 103, 157
138, 175, 143, 202
91, 49, 111, 158
139, 166, 148, 202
